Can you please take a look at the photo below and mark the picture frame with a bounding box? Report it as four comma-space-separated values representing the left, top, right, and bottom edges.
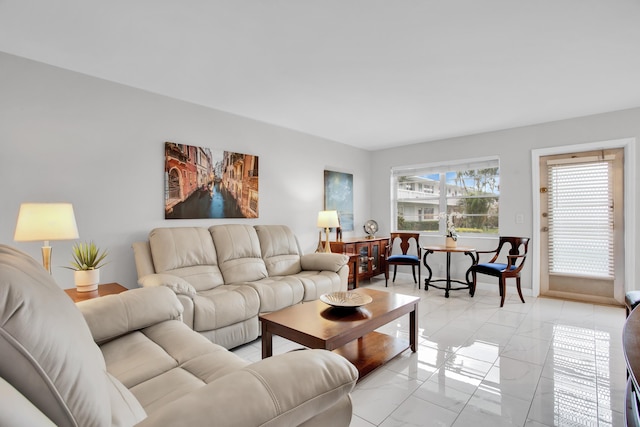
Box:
324, 170, 354, 231
165, 142, 259, 219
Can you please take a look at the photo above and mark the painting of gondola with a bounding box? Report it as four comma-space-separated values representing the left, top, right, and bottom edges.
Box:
165, 142, 259, 219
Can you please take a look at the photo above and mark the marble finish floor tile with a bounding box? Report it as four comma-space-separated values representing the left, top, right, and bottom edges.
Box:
379, 395, 459, 426
231, 274, 626, 426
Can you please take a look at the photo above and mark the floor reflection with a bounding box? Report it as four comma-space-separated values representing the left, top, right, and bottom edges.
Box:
232, 276, 626, 426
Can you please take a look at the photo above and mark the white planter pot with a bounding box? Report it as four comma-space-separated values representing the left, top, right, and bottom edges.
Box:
74, 269, 100, 293
445, 237, 457, 248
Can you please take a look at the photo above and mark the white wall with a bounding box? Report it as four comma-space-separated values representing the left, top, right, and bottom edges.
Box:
371, 108, 640, 295
3, 51, 639, 296
0, 53, 371, 289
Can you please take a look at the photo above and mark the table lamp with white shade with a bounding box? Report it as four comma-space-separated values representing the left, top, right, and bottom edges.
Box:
317, 210, 340, 253
14, 203, 80, 274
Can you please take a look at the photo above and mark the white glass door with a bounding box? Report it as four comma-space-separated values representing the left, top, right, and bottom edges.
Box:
539, 148, 624, 304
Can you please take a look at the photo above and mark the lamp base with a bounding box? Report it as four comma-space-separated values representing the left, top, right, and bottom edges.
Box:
324, 228, 332, 253
315, 231, 324, 253
41, 244, 52, 275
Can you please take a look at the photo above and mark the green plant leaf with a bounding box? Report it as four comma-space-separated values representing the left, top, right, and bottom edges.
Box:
63, 241, 109, 271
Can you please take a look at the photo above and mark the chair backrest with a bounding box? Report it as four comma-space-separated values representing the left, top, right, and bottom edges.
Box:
389, 232, 420, 256
495, 236, 530, 267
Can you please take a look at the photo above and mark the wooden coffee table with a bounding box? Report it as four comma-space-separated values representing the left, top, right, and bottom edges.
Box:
259, 288, 419, 381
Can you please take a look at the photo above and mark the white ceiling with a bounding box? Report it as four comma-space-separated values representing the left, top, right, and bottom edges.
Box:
2, 0, 640, 151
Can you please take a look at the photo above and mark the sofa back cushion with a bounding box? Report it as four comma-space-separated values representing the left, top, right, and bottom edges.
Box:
209, 224, 268, 283
0, 245, 145, 427
149, 227, 225, 291
254, 225, 303, 276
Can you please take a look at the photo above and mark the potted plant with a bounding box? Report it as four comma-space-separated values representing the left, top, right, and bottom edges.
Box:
65, 241, 109, 292
439, 212, 463, 248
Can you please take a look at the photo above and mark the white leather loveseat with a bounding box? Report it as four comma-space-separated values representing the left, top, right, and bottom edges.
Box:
133, 224, 349, 349
0, 245, 358, 427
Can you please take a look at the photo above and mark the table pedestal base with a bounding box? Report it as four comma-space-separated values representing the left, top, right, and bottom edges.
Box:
423, 247, 477, 298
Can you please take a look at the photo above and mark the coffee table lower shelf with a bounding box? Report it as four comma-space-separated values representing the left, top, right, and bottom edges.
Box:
332, 331, 409, 380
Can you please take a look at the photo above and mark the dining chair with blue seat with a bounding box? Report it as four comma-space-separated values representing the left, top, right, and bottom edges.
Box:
469, 236, 530, 307
385, 232, 421, 288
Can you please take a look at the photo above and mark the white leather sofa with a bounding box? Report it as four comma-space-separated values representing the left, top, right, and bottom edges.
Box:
0, 245, 358, 427
133, 224, 349, 349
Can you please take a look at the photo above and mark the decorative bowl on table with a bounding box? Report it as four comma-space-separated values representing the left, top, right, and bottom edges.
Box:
320, 291, 373, 308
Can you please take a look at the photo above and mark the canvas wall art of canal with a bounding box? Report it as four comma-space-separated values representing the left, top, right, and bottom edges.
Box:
164, 142, 259, 219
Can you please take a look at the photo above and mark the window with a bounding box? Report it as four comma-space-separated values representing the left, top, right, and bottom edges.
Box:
391, 157, 500, 235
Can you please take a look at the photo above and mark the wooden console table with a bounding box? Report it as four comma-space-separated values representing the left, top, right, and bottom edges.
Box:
330, 237, 388, 284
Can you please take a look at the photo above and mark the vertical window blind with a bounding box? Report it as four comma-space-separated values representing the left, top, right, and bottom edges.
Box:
547, 156, 614, 278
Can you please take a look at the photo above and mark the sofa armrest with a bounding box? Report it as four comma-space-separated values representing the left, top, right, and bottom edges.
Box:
132, 241, 156, 278
138, 273, 197, 297
76, 287, 183, 344
300, 253, 349, 273
135, 349, 357, 427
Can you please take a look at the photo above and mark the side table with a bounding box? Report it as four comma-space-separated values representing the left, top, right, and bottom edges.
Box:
64, 282, 128, 303
423, 245, 477, 298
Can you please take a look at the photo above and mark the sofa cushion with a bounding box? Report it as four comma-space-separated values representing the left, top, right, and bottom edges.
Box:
244, 276, 305, 313
192, 284, 260, 332
100, 330, 178, 389
101, 319, 249, 414
294, 271, 345, 301
210, 224, 268, 283
107, 372, 148, 426
0, 245, 141, 427
134, 349, 358, 427
255, 225, 303, 276
149, 227, 225, 291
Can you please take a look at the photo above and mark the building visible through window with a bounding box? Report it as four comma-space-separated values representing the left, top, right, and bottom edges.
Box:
391, 157, 500, 236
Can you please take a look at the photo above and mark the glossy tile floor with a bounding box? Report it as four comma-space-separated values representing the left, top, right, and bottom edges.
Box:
232, 275, 627, 427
